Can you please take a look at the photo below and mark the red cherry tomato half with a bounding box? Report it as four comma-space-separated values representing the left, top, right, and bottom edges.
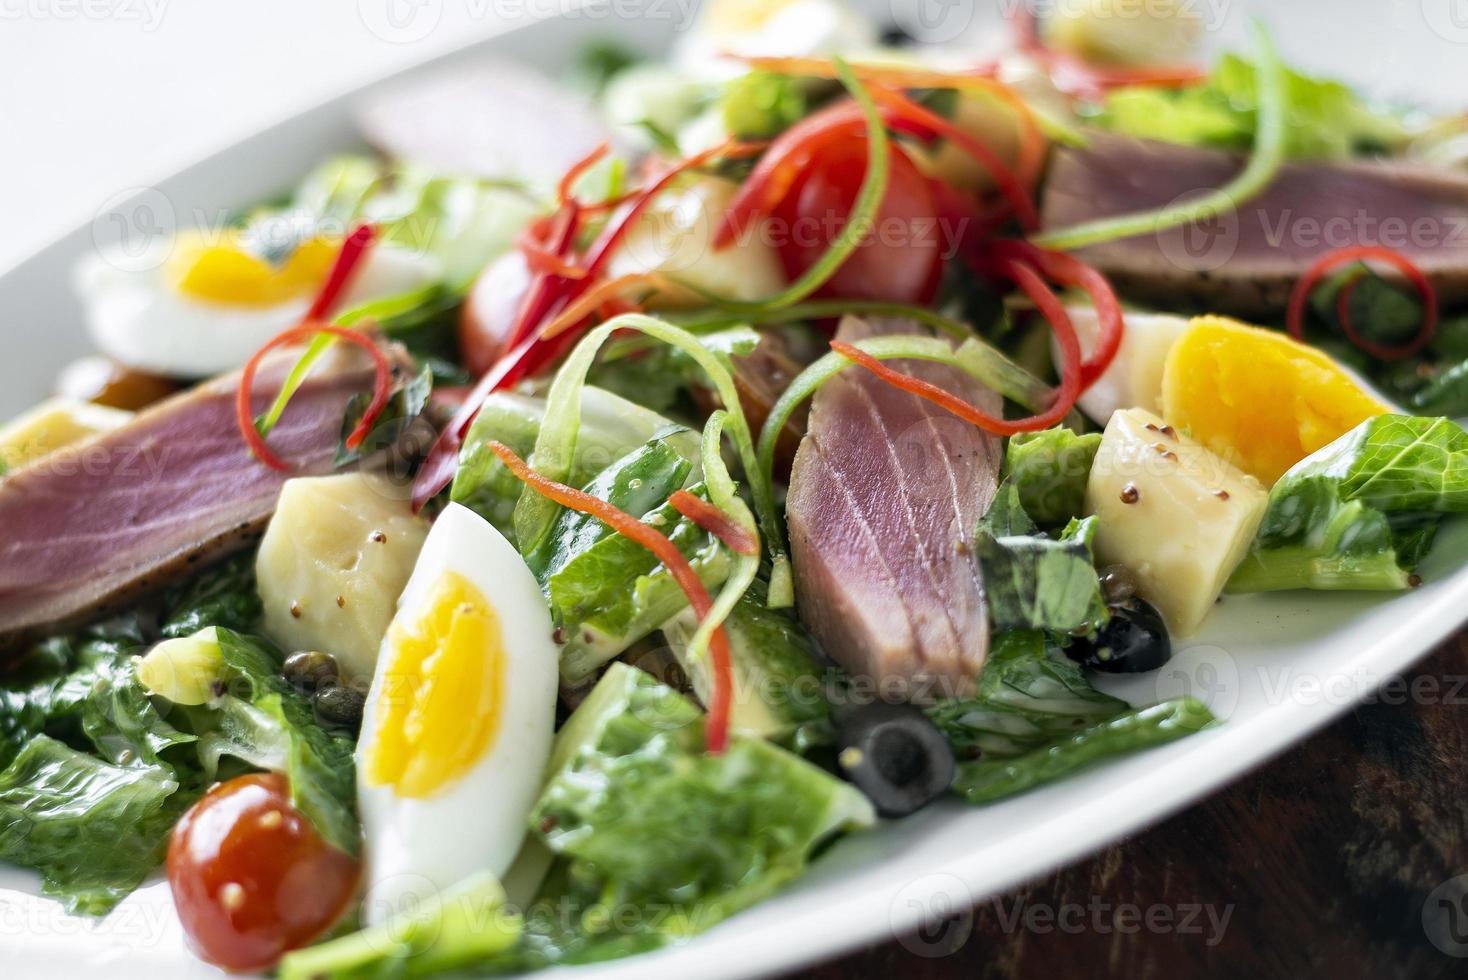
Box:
770, 137, 943, 306
167, 773, 359, 973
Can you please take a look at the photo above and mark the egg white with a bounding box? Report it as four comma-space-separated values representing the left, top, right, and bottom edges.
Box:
673, 0, 879, 77
355, 503, 558, 924
73, 241, 441, 378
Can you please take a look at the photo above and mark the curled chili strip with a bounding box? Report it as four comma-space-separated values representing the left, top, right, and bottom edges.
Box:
831, 254, 1081, 436
668, 489, 759, 556
986, 240, 1124, 388
237, 324, 392, 471
867, 84, 1040, 232
489, 441, 733, 754
1287, 245, 1440, 362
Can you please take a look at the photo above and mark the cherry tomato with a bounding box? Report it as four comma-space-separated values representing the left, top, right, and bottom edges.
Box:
770, 137, 943, 306
167, 773, 358, 972
459, 250, 533, 377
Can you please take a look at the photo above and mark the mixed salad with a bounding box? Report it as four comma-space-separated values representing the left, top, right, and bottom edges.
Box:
5, 1, 1468, 975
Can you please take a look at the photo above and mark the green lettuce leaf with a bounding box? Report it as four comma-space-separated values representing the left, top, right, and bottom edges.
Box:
549, 486, 732, 683
929, 632, 1215, 803
1005, 426, 1101, 527
279, 872, 521, 980
662, 589, 832, 749
528, 437, 694, 580
520, 664, 872, 964
1229, 415, 1468, 592
452, 386, 696, 544
975, 484, 1108, 635
192, 629, 360, 856
0, 736, 192, 915
1094, 53, 1410, 161
159, 552, 262, 639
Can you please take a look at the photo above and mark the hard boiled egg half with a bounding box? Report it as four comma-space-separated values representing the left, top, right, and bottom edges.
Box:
76, 228, 440, 378
674, 0, 878, 75
355, 503, 558, 923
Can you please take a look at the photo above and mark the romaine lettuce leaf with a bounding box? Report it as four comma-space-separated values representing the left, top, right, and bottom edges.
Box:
452, 386, 697, 543
158, 552, 262, 639
1006, 426, 1101, 527
527, 437, 694, 581
1094, 53, 1410, 161
550, 486, 732, 683
189, 629, 359, 857
522, 664, 872, 962
278, 872, 521, 980
1229, 415, 1468, 592
661, 590, 832, 749
929, 632, 1214, 802
975, 483, 1108, 635
0, 735, 192, 915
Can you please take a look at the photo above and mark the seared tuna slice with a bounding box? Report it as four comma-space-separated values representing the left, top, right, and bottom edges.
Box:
1042, 133, 1468, 316
0, 343, 412, 651
785, 317, 1002, 700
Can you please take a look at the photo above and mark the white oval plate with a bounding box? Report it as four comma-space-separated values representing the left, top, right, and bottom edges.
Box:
3, 2, 1467, 977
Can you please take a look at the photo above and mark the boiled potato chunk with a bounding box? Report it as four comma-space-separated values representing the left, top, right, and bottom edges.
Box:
1044, 0, 1204, 67
0, 398, 131, 471
1059, 308, 1190, 426
604, 176, 786, 308
1086, 408, 1267, 637
257, 473, 429, 682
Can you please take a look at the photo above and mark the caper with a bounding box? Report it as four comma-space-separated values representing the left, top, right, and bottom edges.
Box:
283, 651, 340, 693
313, 683, 365, 733
1098, 564, 1140, 606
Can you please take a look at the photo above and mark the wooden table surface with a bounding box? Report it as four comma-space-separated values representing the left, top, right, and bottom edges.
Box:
786, 635, 1468, 980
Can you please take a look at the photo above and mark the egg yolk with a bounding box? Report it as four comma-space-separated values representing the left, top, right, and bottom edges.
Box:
1162, 316, 1393, 485
165, 234, 339, 307
364, 571, 506, 799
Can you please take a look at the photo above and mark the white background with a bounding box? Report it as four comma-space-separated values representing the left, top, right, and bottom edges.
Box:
2, 0, 1464, 273
0, 1, 536, 271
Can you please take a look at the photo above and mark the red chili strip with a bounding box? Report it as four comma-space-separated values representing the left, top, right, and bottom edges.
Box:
508, 203, 586, 350
867, 84, 1040, 232
1008, 6, 1204, 101
411, 140, 766, 512
712, 103, 869, 251
518, 229, 589, 280
556, 142, 611, 207
1287, 245, 1439, 361
489, 441, 733, 754
236, 324, 392, 471
585, 138, 768, 275
986, 240, 1125, 388
668, 489, 759, 556
830, 254, 1081, 435
304, 224, 377, 323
